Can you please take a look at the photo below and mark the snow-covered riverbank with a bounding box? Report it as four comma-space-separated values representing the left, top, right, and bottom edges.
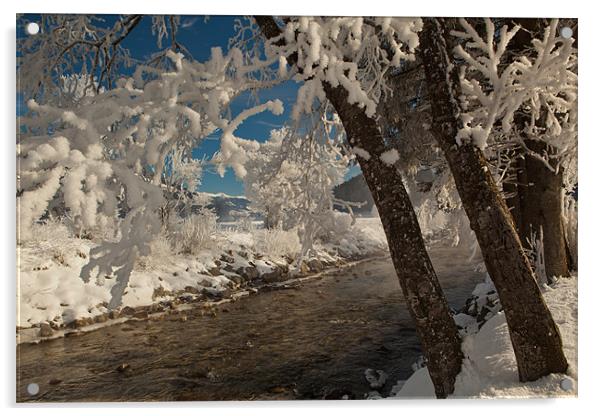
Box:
393, 275, 578, 398
17, 217, 387, 336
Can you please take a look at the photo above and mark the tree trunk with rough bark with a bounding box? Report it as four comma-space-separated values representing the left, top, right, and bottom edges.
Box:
324, 82, 463, 398
502, 155, 525, 233
254, 16, 463, 398
418, 17, 568, 382
515, 140, 570, 281
503, 19, 571, 280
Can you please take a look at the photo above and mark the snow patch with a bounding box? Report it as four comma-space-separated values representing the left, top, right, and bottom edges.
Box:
379, 149, 399, 165
351, 147, 371, 160
395, 276, 578, 398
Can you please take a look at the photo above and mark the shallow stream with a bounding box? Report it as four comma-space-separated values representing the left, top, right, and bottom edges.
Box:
17, 246, 484, 401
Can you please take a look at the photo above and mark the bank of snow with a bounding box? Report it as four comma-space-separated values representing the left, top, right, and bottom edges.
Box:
395, 276, 577, 398
17, 217, 387, 334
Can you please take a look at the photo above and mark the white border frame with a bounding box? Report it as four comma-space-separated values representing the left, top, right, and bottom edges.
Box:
3, 2, 597, 415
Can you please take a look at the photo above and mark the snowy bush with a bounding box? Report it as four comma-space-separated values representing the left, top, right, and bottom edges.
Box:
135, 235, 173, 271
253, 227, 301, 259
240, 124, 351, 260
232, 212, 256, 233
68, 216, 120, 243
406, 169, 478, 249
170, 209, 219, 255
319, 211, 354, 244
22, 218, 73, 246
524, 227, 548, 285
18, 219, 94, 277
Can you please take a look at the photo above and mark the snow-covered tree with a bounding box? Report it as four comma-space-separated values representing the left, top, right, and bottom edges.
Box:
17, 14, 197, 103
376, 59, 478, 251
240, 122, 351, 261
259, 17, 423, 120
18, 48, 284, 308
451, 18, 577, 280
452, 18, 576, 161
17, 15, 142, 102
418, 17, 568, 383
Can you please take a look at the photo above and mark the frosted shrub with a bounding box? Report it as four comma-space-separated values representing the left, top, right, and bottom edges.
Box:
70, 217, 119, 243
233, 214, 256, 233
19, 219, 85, 269
171, 210, 218, 255
20, 218, 72, 245
253, 227, 301, 259
524, 227, 548, 285
320, 211, 353, 244
135, 235, 173, 271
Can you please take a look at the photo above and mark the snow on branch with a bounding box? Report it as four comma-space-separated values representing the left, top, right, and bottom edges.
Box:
453, 18, 577, 170
262, 17, 423, 120
18, 47, 287, 308
242, 110, 353, 262
18, 15, 143, 102
212, 99, 284, 178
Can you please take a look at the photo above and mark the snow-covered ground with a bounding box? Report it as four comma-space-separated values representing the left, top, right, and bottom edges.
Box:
17, 217, 387, 333
393, 275, 578, 398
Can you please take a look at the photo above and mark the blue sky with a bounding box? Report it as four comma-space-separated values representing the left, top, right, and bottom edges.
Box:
18, 14, 359, 195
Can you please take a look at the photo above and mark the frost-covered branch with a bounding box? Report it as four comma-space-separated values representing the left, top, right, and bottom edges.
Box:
18, 47, 288, 308
453, 18, 577, 172
18, 14, 143, 102
241, 114, 352, 262
258, 17, 423, 120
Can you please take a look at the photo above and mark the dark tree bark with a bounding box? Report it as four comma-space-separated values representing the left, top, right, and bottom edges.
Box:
502, 155, 525, 233
323, 83, 463, 398
254, 16, 463, 398
503, 19, 571, 280
418, 17, 568, 382
514, 140, 570, 280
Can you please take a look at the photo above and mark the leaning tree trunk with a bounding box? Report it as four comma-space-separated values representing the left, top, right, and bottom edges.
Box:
418, 17, 568, 382
502, 154, 525, 233
324, 82, 463, 398
254, 16, 463, 398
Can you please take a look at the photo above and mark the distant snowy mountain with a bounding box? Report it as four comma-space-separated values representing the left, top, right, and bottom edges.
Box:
203, 174, 378, 221
200, 192, 256, 222
160, 187, 255, 222
187, 174, 380, 222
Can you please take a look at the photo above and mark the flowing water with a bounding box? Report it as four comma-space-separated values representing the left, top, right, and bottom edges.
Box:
16, 246, 485, 402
